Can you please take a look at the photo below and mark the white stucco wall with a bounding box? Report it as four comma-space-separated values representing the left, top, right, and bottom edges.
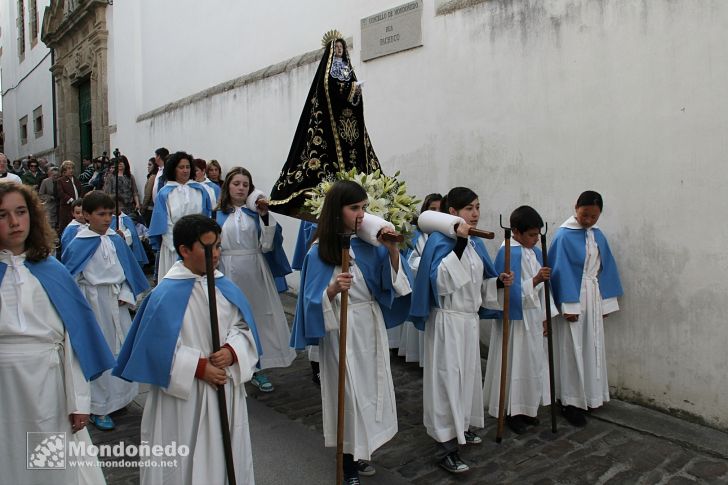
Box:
107, 1, 728, 427
0, 0, 55, 162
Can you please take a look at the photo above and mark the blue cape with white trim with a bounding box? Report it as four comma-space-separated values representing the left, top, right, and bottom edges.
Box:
548, 226, 623, 307
148, 183, 212, 250
216, 208, 293, 279
291, 221, 317, 271
113, 273, 262, 387
113, 214, 149, 266
0, 257, 115, 380
61, 232, 149, 298
409, 231, 498, 330
205, 180, 221, 200
493, 244, 543, 321
60, 222, 82, 249
290, 238, 413, 350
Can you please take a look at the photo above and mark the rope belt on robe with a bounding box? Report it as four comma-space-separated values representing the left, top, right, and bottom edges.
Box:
347, 299, 388, 423
0, 341, 64, 366
221, 249, 262, 257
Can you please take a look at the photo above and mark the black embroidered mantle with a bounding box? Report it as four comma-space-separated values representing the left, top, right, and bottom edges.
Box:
269, 39, 381, 217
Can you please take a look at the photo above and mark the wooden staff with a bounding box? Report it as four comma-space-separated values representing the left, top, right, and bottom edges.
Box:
496, 216, 511, 443
203, 242, 237, 485
113, 148, 121, 230
541, 223, 558, 433
336, 231, 353, 485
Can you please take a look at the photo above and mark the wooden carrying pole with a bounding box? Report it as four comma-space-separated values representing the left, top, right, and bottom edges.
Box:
335, 233, 353, 484
113, 149, 120, 230
540, 224, 558, 433
496, 216, 511, 443
203, 243, 237, 485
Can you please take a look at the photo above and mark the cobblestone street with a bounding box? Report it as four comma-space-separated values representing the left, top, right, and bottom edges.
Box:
92, 294, 728, 484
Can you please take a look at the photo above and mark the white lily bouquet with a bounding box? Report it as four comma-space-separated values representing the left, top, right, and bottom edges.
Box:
304, 168, 420, 248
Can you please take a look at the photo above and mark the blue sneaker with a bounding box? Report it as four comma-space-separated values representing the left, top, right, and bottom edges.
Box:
251, 373, 274, 392
90, 414, 115, 431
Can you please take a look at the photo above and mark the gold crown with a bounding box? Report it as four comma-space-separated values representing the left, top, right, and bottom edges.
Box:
321, 29, 344, 47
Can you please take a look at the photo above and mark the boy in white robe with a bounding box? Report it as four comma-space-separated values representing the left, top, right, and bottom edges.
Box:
114, 214, 261, 485
483, 205, 557, 434
62, 192, 149, 431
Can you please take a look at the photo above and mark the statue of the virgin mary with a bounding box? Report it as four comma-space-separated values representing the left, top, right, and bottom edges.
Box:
269, 30, 381, 217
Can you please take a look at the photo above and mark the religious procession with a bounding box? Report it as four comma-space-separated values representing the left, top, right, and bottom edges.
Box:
2, 1, 728, 484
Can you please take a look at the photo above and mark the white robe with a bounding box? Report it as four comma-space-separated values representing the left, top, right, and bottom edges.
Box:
397, 233, 428, 365
75, 227, 138, 415
483, 241, 557, 418
219, 208, 295, 369
319, 246, 411, 460
140, 262, 259, 485
0, 251, 105, 485
158, 182, 204, 280
553, 217, 619, 409
423, 240, 499, 444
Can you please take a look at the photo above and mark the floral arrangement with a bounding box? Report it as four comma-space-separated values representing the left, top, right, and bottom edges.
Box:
303, 168, 420, 247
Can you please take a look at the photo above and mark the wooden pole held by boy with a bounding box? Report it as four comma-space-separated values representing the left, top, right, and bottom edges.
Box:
496, 216, 511, 443
540, 224, 558, 433
336, 231, 353, 484
113, 148, 121, 231
203, 242, 237, 485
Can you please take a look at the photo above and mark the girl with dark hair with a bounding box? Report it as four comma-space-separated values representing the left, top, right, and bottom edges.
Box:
411, 186, 512, 473
216, 167, 294, 392
0, 183, 114, 484
548, 190, 622, 427
103, 155, 141, 213
291, 180, 412, 485
149, 151, 212, 279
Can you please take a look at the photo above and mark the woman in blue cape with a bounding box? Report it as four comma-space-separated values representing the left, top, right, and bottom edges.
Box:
290, 181, 411, 485
549, 190, 623, 427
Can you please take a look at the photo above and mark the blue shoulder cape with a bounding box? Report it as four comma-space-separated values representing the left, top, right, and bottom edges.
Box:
148, 183, 212, 250
113, 274, 262, 387
113, 214, 149, 266
409, 232, 498, 330
290, 238, 413, 350
60, 223, 82, 249
493, 245, 543, 321
205, 180, 221, 200
0, 257, 115, 380
216, 208, 293, 279
291, 221, 317, 271
548, 227, 623, 307
61, 233, 149, 298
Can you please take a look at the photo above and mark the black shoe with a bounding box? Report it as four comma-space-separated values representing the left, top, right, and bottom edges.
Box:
342, 476, 361, 485
357, 460, 376, 476
439, 452, 470, 473
311, 362, 321, 386
522, 415, 540, 427
561, 405, 587, 427
464, 430, 482, 445
506, 415, 528, 434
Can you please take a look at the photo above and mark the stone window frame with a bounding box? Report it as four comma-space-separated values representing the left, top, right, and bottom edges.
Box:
19, 115, 29, 145
17, 0, 26, 61
29, 0, 39, 47
33, 106, 43, 138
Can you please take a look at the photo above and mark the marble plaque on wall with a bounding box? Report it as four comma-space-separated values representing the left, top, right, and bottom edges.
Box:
361, 1, 423, 62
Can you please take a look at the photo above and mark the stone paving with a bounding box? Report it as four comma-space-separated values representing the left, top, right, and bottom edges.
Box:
92, 292, 728, 484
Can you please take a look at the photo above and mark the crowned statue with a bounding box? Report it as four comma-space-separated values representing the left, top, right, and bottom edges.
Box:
269, 30, 382, 217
